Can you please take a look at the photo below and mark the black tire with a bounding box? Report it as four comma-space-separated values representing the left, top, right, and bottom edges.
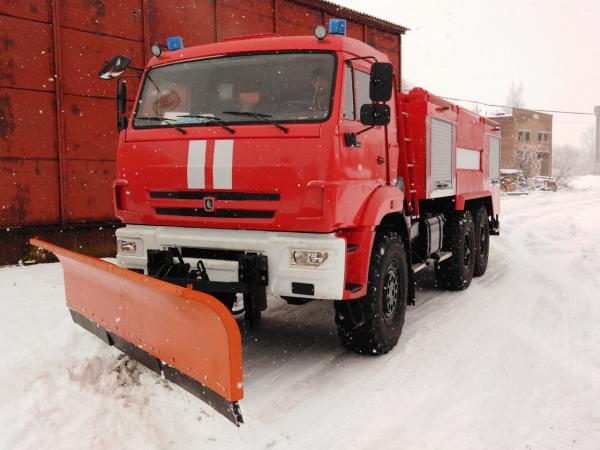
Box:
473, 205, 490, 277
435, 210, 475, 290
334, 232, 408, 355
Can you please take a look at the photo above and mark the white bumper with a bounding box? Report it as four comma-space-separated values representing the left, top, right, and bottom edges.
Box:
116, 225, 346, 300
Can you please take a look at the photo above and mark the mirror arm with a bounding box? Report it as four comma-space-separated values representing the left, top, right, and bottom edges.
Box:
356, 125, 375, 136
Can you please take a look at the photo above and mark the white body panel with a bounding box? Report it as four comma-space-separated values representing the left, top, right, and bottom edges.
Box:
116, 225, 346, 300
187, 140, 206, 189
213, 140, 234, 189
457, 148, 481, 170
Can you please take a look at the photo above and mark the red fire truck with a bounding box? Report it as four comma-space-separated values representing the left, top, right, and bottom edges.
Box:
32, 19, 500, 424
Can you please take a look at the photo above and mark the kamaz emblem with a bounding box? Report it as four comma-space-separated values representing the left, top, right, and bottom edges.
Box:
204, 197, 215, 212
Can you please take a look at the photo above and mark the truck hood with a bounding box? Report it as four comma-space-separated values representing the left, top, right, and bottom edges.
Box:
115, 124, 342, 232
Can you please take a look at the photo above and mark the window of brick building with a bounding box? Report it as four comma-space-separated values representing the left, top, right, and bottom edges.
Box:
538, 131, 551, 142
518, 130, 531, 142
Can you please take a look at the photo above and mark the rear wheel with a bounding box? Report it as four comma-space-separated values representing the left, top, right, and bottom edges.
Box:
334, 232, 408, 355
435, 211, 475, 290
473, 205, 490, 277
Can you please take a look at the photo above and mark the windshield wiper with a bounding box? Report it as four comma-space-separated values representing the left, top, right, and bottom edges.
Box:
135, 116, 187, 134
222, 111, 289, 134
176, 114, 235, 134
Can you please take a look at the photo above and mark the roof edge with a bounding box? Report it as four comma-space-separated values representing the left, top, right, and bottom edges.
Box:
288, 0, 409, 35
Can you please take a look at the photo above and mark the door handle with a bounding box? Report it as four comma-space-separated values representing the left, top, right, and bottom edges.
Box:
343, 132, 362, 148
376, 156, 385, 164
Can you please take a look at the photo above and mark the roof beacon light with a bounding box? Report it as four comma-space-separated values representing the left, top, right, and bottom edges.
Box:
166, 36, 184, 51
328, 19, 346, 36
314, 24, 327, 40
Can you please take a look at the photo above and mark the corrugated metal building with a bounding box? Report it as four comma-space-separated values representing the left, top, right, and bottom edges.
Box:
0, 0, 406, 265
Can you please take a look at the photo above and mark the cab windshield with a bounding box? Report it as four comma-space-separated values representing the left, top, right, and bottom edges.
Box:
133, 52, 336, 128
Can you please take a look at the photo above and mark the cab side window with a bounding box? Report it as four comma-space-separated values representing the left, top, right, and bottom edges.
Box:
343, 66, 371, 122
343, 65, 355, 120
354, 69, 371, 113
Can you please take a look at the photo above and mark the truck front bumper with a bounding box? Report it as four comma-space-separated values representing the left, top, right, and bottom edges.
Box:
116, 225, 346, 300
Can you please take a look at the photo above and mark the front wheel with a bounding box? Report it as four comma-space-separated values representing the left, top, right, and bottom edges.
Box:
334, 232, 408, 355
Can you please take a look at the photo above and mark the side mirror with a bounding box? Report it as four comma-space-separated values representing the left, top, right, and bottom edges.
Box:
98, 55, 131, 80
116, 79, 128, 131
369, 62, 393, 102
360, 103, 391, 126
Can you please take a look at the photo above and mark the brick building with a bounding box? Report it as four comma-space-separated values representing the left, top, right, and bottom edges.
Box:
490, 108, 553, 177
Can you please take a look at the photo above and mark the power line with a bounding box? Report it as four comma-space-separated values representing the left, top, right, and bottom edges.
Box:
438, 95, 596, 116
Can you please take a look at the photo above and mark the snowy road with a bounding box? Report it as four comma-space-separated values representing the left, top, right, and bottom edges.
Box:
2, 177, 600, 449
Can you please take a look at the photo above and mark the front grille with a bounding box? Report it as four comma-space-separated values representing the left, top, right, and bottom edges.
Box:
156, 207, 275, 219
150, 191, 280, 201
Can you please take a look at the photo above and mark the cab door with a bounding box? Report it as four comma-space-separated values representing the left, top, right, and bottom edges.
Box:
339, 62, 386, 186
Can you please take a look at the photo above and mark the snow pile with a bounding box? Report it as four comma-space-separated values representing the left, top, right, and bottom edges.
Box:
2, 176, 600, 449
569, 174, 600, 191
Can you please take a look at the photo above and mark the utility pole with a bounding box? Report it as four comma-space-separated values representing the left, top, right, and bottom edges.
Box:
595, 106, 600, 173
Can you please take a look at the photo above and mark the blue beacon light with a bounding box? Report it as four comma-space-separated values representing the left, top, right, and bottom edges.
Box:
328, 19, 347, 36
166, 36, 184, 51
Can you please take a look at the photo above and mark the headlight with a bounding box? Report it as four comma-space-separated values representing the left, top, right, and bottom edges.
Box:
119, 239, 138, 254
291, 249, 329, 267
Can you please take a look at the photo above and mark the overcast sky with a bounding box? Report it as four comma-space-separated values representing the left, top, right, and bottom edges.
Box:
335, 0, 599, 146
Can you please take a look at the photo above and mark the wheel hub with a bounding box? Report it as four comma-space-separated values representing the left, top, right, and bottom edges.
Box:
464, 232, 472, 269
383, 262, 400, 321
479, 223, 487, 257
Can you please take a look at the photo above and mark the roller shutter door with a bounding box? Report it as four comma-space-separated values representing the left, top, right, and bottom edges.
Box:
489, 136, 500, 183
430, 118, 454, 197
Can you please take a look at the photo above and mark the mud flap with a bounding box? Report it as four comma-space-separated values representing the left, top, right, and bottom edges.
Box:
30, 238, 244, 425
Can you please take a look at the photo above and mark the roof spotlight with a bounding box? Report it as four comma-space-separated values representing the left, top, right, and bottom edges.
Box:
151, 42, 163, 57
314, 24, 327, 40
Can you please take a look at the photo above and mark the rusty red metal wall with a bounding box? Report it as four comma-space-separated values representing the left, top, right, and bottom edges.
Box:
0, 0, 405, 232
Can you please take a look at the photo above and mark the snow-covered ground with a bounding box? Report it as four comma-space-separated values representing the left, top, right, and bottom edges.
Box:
2, 176, 600, 450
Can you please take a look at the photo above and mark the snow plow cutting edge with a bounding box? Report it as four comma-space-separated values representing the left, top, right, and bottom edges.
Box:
30, 238, 244, 425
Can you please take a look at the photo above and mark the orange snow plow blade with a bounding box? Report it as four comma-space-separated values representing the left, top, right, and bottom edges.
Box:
30, 238, 244, 425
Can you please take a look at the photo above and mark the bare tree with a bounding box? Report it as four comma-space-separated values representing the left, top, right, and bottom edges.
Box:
552, 130, 598, 182
505, 82, 525, 114
514, 150, 534, 178
552, 144, 578, 183
580, 126, 596, 166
